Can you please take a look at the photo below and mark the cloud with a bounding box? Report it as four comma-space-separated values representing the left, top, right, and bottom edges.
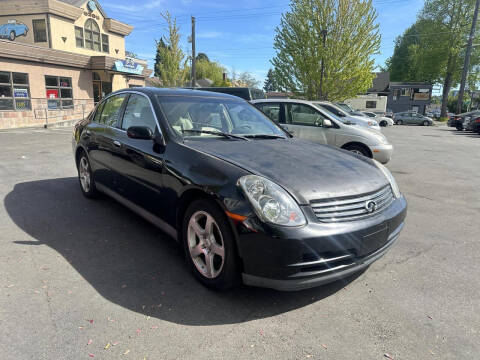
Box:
196, 31, 223, 39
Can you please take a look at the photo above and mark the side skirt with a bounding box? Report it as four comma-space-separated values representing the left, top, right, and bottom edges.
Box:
96, 183, 178, 241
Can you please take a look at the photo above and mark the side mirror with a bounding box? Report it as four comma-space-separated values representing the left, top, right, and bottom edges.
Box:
323, 119, 333, 128
127, 126, 153, 140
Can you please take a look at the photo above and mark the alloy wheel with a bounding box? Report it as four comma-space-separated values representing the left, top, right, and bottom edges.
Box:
79, 157, 91, 193
187, 210, 225, 279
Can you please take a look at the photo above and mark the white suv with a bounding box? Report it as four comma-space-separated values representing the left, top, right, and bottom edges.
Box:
252, 99, 393, 164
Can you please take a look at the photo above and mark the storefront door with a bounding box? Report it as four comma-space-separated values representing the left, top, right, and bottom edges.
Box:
93, 81, 102, 104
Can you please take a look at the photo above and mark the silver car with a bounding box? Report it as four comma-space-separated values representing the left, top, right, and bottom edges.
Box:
394, 111, 434, 126
252, 99, 393, 164
313, 101, 381, 131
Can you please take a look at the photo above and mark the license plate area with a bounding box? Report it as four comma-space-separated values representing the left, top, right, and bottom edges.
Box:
360, 225, 389, 256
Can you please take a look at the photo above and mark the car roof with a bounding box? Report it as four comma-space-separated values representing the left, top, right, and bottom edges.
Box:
252, 98, 317, 105
108, 87, 244, 100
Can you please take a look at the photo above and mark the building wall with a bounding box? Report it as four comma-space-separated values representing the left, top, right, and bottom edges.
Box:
0, 58, 95, 129
387, 85, 432, 115
0, 14, 49, 47
345, 95, 387, 113
49, 4, 126, 59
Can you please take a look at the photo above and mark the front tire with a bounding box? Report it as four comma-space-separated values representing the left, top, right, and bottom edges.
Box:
396, 120, 403, 125
423, 120, 430, 126
182, 199, 240, 290
380, 120, 388, 127
343, 143, 371, 158
9, 31, 15, 41
77, 152, 99, 199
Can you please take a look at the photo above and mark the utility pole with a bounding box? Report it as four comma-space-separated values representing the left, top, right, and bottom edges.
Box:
319, 29, 327, 100
456, 0, 479, 114
191, 16, 196, 88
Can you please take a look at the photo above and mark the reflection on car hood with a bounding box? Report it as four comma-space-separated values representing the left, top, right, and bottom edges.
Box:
185, 138, 388, 204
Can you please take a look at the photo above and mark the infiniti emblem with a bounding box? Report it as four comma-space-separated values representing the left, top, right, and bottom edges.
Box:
365, 200, 377, 213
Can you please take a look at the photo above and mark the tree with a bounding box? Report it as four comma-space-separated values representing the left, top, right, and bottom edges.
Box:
237, 72, 260, 88
387, 0, 479, 117
154, 38, 167, 78
263, 69, 279, 92
196, 53, 210, 62
271, 0, 380, 101
155, 12, 188, 87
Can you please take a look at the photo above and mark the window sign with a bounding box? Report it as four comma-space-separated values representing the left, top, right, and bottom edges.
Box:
14, 88, 28, 98
46, 89, 59, 98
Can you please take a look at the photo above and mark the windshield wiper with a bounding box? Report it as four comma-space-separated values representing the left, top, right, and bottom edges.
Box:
243, 134, 286, 139
181, 129, 250, 141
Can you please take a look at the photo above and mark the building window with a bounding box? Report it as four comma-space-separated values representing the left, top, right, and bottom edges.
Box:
401, 88, 412, 97
75, 26, 84, 48
45, 76, 73, 110
32, 19, 47, 43
102, 34, 109, 53
0, 71, 31, 111
366, 101, 377, 109
392, 89, 400, 101
84, 19, 101, 51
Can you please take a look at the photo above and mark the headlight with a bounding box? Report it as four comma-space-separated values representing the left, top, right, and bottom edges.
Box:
374, 161, 401, 198
238, 175, 306, 226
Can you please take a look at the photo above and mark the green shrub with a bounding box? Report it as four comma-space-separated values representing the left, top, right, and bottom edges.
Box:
438, 116, 448, 122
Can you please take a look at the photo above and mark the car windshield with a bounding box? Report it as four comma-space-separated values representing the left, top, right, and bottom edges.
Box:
311, 102, 350, 124
158, 96, 287, 139
336, 103, 355, 113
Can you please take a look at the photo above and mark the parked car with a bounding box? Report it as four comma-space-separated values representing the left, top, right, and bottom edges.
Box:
454, 111, 480, 131
72, 88, 407, 291
252, 99, 393, 163
190, 87, 266, 101
358, 111, 394, 127
313, 101, 381, 131
394, 112, 434, 126
470, 115, 480, 133
0, 20, 28, 41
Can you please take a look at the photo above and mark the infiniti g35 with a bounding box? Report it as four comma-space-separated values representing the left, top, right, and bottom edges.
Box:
72, 88, 407, 291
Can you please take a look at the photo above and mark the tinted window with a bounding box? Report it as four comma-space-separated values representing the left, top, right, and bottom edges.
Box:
258, 103, 281, 123
121, 94, 157, 132
98, 94, 127, 127
286, 103, 326, 126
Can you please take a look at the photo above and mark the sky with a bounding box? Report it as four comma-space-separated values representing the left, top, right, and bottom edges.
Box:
100, 0, 425, 86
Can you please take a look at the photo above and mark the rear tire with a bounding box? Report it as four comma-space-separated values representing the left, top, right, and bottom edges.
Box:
343, 143, 371, 158
182, 199, 240, 290
396, 120, 403, 125
77, 152, 99, 199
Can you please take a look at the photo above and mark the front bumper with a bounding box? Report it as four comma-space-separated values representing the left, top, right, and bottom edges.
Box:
237, 195, 407, 291
370, 144, 393, 164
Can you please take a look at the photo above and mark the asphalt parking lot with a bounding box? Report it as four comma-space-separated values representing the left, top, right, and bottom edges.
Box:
0, 125, 479, 360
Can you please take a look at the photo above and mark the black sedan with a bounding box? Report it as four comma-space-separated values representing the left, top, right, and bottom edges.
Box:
73, 88, 407, 291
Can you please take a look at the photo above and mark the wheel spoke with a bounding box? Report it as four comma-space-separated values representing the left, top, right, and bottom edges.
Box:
191, 220, 204, 238
210, 242, 224, 258
204, 215, 214, 236
204, 252, 215, 278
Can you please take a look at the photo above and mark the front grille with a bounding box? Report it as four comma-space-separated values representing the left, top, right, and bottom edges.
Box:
310, 185, 394, 223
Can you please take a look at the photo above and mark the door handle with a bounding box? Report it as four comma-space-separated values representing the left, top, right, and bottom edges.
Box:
113, 140, 121, 147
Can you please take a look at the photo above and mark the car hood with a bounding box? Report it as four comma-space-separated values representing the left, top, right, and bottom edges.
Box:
184, 138, 389, 204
